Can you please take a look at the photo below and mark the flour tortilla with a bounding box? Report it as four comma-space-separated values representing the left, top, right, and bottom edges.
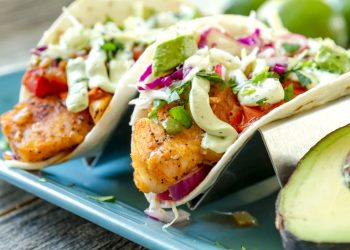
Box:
129, 15, 350, 207
5, 0, 190, 169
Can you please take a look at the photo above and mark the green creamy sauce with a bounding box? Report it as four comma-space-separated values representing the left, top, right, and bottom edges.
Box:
66, 57, 89, 113
189, 77, 238, 153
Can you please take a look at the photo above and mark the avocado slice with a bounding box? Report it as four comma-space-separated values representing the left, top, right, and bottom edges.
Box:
276, 124, 350, 249
152, 35, 197, 77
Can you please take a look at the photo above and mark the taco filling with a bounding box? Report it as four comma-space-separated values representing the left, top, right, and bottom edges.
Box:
131, 22, 350, 209
0, 4, 200, 163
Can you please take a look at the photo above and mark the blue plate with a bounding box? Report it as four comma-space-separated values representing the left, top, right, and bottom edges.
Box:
0, 70, 283, 250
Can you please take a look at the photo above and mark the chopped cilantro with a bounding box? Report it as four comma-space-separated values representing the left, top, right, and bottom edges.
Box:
196, 70, 224, 83
315, 45, 349, 74
104, 16, 114, 23
227, 78, 237, 91
252, 68, 277, 84
256, 97, 268, 106
282, 43, 301, 54
294, 71, 311, 87
148, 99, 167, 123
87, 195, 116, 202
284, 84, 294, 102
0, 139, 9, 151
101, 40, 124, 61
240, 85, 256, 96
169, 80, 192, 103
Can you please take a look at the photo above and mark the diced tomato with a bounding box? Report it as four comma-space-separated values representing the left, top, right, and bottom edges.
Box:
214, 64, 223, 77
132, 45, 146, 61
229, 109, 243, 132
22, 67, 67, 97
238, 106, 266, 132
237, 101, 285, 132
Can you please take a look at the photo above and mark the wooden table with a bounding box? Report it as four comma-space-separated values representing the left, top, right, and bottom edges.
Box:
0, 1, 144, 249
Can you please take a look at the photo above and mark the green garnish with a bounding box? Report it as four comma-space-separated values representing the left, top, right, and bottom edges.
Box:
284, 84, 294, 102
0, 139, 9, 151
148, 99, 167, 123
294, 71, 311, 87
282, 43, 301, 54
104, 16, 114, 23
256, 97, 268, 106
227, 78, 237, 91
101, 40, 124, 61
240, 85, 256, 96
162, 118, 184, 135
169, 106, 192, 128
87, 195, 116, 202
169, 80, 192, 103
252, 68, 277, 84
214, 241, 234, 250
315, 45, 349, 74
196, 70, 224, 83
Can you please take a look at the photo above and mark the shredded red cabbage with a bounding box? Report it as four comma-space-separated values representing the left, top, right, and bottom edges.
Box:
139, 66, 185, 91
31, 45, 48, 56
157, 165, 211, 201
272, 64, 287, 75
139, 64, 153, 82
237, 29, 261, 47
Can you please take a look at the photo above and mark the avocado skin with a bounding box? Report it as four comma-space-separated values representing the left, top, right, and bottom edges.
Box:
275, 125, 350, 250
276, 194, 350, 250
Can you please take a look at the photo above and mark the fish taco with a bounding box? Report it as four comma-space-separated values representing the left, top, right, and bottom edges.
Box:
0, 0, 200, 169
129, 14, 350, 224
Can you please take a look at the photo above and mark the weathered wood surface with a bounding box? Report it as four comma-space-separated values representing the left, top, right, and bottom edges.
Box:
0, 181, 145, 250
0, 0, 144, 249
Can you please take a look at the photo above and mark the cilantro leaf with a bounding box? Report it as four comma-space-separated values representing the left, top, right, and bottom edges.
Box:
170, 80, 192, 103
148, 99, 167, 123
282, 43, 301, 54
196, 70, 224, 83
315, 45, 349, 74
227, 78, 237, 90
256, 97, 268, 106
101, 40, 124, 61
284, 84, 294, 102
0, 139, 9, 151
87, 195, 116, 202
252, 68, 277, 84
104, 16, 114, 23
294, 71, 311, 87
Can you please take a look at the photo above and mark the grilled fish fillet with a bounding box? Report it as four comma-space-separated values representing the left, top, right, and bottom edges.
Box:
0, 96, 94, 162
131, 104, 222, 194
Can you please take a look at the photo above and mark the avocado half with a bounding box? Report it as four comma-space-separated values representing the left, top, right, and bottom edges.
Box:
276, 124, 350, 250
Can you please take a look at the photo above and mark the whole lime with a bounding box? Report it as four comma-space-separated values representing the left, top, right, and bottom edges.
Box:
225, 0, 266, 15
258, 0, 348, 47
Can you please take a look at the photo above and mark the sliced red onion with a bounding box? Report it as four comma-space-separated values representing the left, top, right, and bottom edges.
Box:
157, 165, 211, 201
139, 64, 153, 82
198, 27, 236, 49
141, 66, 184, 90
265, 56, 289, 67
237, 29, 261, 47
144, 207, 190, 224
278, 33, 308, 54
31, 45, 48, 56
272, 64, 288, 75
